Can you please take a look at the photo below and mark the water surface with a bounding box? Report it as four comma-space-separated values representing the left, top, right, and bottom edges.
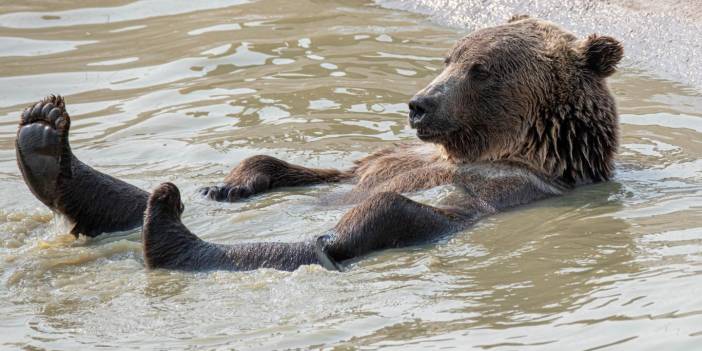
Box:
1, 0, 702, 349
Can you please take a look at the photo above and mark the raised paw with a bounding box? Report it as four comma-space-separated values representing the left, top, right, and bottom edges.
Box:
198, 184, 253, 202
17, 95, 71, 155
19, 95, 71, 135
15, 95, 73, 207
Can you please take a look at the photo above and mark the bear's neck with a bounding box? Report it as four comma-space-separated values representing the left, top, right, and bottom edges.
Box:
436, 101, 618, 186
510, 101, 619, 186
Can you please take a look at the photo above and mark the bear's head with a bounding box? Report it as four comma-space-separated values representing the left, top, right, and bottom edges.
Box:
409, 16, 623, 185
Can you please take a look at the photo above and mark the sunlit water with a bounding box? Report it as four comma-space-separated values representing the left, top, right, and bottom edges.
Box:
0, 0, 701, 350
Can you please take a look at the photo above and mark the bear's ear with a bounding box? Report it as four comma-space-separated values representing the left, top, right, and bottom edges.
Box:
508, 14, 530, 23
578, 34, 623, 77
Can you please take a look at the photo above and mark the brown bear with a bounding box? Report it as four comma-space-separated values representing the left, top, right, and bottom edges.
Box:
15, 16, 622, 271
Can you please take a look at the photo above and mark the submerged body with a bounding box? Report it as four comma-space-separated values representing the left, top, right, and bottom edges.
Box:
15, 16, 622, 271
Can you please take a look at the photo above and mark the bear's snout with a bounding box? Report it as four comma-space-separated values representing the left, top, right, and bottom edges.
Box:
408, 94, 438, 129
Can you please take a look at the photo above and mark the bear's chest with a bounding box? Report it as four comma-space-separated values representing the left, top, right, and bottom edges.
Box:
351, 144, 457, 194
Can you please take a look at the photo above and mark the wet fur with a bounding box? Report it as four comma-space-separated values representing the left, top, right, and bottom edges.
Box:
144, 183, 322, 271
16, 96, 148, 237
17, 17, 622, 271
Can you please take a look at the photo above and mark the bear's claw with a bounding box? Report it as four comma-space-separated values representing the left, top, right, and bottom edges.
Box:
199, 184, 253, 202
314, 234, 342, 271
19, 95, 71, 137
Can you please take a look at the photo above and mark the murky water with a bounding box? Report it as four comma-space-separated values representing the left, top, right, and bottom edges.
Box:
1, 0, 701, 349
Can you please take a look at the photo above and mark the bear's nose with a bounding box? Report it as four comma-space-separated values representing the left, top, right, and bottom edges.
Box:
408, 95, 437, 128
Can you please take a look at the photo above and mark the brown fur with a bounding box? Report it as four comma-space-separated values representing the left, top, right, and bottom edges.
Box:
406, 16, 620, 186
17, 17, 623, 270
202, 17, 622, 204
16, 95, 148, 237
142, 17, 622, 271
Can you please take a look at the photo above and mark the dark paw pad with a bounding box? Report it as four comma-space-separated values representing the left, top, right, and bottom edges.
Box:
16, 96, 75, 205
20, 95, 71, 136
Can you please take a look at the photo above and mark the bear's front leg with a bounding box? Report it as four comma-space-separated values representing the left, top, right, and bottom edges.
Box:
318, 192, 476, 264
199, 155, 351, 202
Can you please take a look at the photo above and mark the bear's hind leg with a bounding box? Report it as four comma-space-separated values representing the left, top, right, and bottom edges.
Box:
142, 186, 474, 272
143, 182, 323, 271
16, 95, 149, 237
318, 192, 468, 264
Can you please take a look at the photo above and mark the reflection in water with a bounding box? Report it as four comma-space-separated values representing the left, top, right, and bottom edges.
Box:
1, 0, 702, 349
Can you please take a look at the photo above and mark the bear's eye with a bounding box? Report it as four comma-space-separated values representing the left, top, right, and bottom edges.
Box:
444, 56, 451, 65
469, 63, 490, 80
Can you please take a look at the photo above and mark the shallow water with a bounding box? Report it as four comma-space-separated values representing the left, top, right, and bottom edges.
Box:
1, 0, 702, 350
